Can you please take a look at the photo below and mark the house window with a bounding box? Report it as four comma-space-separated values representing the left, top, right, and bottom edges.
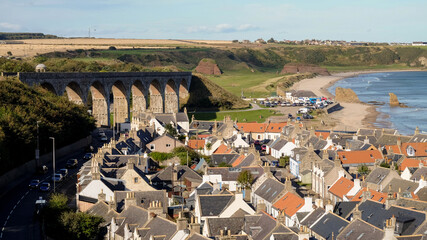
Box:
134, 177, 138, 183
150, 145, 155, 150
166, 144, 171, 147
258, 135, 261, 139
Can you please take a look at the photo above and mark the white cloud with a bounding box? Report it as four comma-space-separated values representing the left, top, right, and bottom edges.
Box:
0, 22, 22, 31
186, 23, 258, 34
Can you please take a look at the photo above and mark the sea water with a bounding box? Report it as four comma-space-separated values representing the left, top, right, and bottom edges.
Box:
328, 71, 427, 136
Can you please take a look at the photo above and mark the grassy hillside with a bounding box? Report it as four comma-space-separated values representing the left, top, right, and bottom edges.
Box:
0, 79, 95, 174
182, 74, 250, 111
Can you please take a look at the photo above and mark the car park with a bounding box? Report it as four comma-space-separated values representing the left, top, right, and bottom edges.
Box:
66, 159, 78, 168
39, 182, 51, 192
52, 173, 63, 183
29, 179, 40, 188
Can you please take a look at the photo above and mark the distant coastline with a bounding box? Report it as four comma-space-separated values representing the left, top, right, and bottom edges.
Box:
291, 69, 427, 133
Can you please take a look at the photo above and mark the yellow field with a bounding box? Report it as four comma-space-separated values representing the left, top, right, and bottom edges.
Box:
0, 38, 232, 58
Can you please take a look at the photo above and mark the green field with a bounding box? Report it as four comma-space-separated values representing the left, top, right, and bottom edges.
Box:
188, 109, 283, 123
206, 69, 279, 98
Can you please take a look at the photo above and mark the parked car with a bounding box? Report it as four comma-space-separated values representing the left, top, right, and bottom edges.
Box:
288, 113, 293, 119
254, 140, 261, 145
52, 173, 63, 183
66, 159, 78, 168
29, 179, 40, 188
261, 145, 267, 151
303, 114, 314, 119
59, 168, 68, 178
98, 130, 105, 137
39, 182, 51, 192
83, 153, 92, 160
296, 116, 301, 121
100, 135, 108, 142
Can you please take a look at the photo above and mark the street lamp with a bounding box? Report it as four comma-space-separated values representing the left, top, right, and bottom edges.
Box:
49, 137, 56, 193
35, 121, 41, 168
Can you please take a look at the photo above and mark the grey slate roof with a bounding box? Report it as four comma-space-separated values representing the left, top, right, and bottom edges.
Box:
300, 208, 325, 227
117, 205, 150, 229
409, 134, 427, 143
410, 167, 427, 181
139, 216, 177, 240
270, 233, 298, 240
206, 217, 244, 236
151, 165, 202, 182
86, 201, 118, 225
190, 120, 224, 131
375, 134, 411, 147
334, 201, 358, 220
271, 139, 288, 151
237, 154, 256, 167
365, 167, 394, 185
416, 187, 427, 201
211, 154, 240, 165
244, 212, 291, 240
199, 194, 234, 217
395, 198, 427, 212
114, 190, 167, 213
336, 219, 384, 240
254, 178, 285, 203
310, 212, 349, 240
382, 178, 419, 194
358, 200, 426, 235
206, 166, 264, 182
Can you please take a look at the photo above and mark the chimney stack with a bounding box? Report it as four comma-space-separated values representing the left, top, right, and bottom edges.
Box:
124, 192, 137, 210
177, 212, 188, 231
189, 216, 201, 234
98, 189, 106, 202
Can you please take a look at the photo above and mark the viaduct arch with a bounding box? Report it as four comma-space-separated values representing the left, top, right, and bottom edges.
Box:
18, 72, 192, 127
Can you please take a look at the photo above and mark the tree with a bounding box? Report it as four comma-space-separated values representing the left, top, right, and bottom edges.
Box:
108, 46, 117, 50
205, 142, 212, 151
218, 162, 232, 167
60, 211, 103, 240
357, 164, 370, 175
237, 170, 254, 189
165, 123, 178, 137
267, 37, 276, 44
279, 156, 290, 167
232, 40, 239, 43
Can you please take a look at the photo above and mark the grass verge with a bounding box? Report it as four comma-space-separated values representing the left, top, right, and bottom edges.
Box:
188, 109, 283, 123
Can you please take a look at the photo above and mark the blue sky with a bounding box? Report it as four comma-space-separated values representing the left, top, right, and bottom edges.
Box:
0, 0, 426, 42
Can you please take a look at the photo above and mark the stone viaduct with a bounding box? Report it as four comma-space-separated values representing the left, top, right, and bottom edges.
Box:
18, 72, 192, 127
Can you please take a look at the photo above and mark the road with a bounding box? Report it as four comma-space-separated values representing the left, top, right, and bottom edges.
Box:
0, 128, 111, 240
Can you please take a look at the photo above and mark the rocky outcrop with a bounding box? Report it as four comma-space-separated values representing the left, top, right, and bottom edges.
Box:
195, 58, 222, 75
335, 87, 360, 103
281, 63, 330, 76
389, 92, 408, 107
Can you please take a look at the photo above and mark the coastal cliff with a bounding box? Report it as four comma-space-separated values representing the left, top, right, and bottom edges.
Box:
335, 87, 360, 103
281, 63, 330, 76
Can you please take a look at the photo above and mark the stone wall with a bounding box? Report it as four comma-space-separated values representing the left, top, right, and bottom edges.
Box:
0, 136, 92, 197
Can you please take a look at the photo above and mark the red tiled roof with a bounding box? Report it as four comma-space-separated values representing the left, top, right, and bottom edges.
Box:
231, 155, 246, 167
399, 158, 427, 171
266, 122, 287, 133
214, 144, 233, 154
384, 145, 402, 154
315, 131, 331, 139
273, 192, 305, 217
351, 188, 387, 203
236, 123, 267, 133
401, 142, 427, 157
337, 150, 383, 165
197, 134, 211, 139
328, 177, 354, 199
187, 139, 205, 150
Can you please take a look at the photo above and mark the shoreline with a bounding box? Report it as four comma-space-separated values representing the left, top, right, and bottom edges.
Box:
291, 69, 426, 131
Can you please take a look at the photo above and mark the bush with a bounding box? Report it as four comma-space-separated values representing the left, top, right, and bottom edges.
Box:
108, 46, 117, 50
149, 152, 174, 161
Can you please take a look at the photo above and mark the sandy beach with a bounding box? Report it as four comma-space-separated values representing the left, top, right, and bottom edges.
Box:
291, 71, 393, 131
